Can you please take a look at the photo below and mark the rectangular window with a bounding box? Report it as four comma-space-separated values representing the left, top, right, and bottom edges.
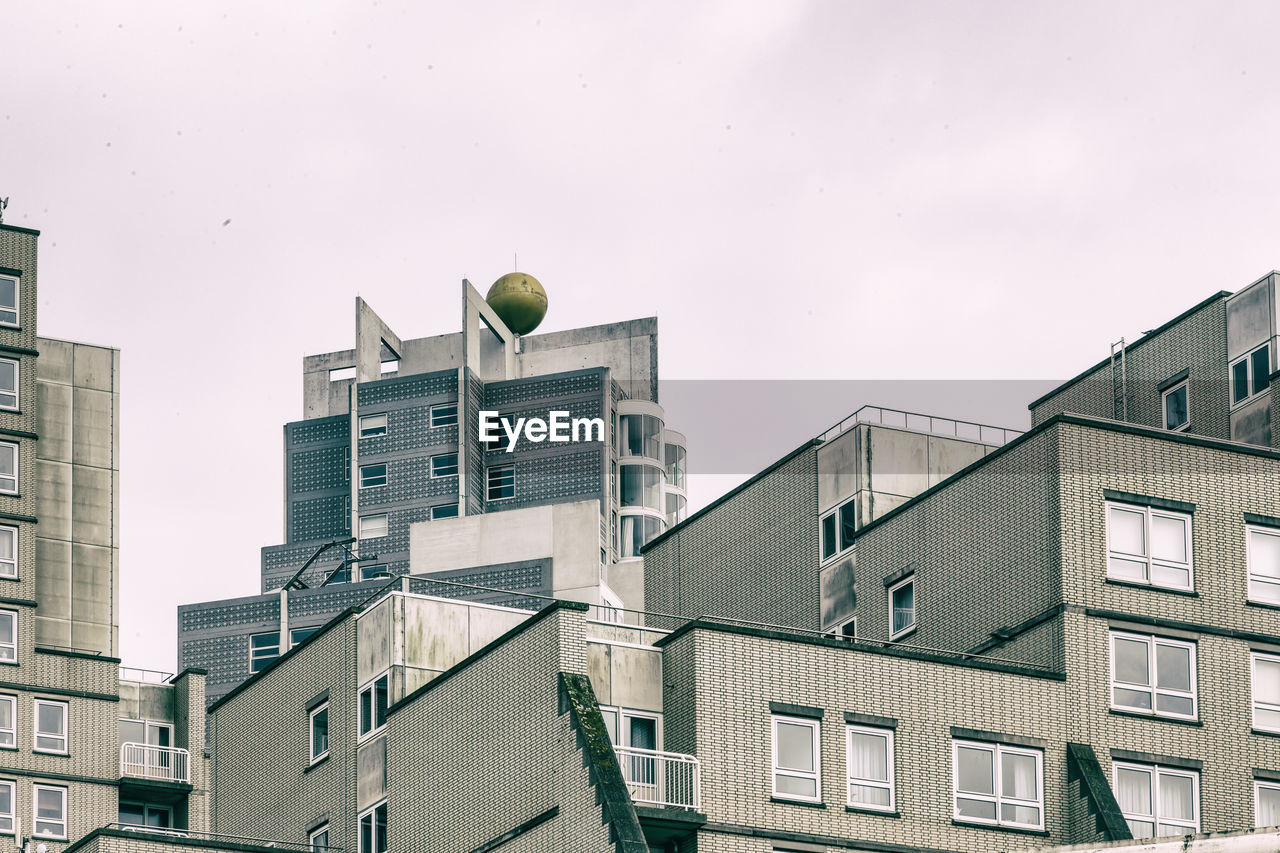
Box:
824, 618, 857, 642
0, 360, 17, 412
486, 465, 515, 501
772, 714, 821, 802
0, 444, 17, 494
0, 696, 13, 748
0, 780, 12, 834
431, 504, 459, 520
0, 526, 17, 579
1106, 502, 1193, 590
1232, 343, 1272, 405
0, 610, 14, 663
32, 784, 66, 839
119, 802, 171, 829
359, 463, 387, 489
430, 453, 458, 478
359, 514, 388, 539
290, 626, 319, 647
34, 699, 67, 753
483, 415, 514, 452
250, 631, 280, 672
846, 725, 894, 811
379, 359, 399, 375
889, 577, 915, 640
1248, 526, 1280, 604
328, 366, 356, 382
0, 276, 18, 327
1113, 762, 1198, 838
429, 403, 458, 428
359, 672, 389, 738
344, 446, 350, 482
310, 824, 330, 852
819, 499, 857, 563
310, 702, 329, 762
953, 740, 1043, 829
1162, 381, 1189, 431
1110, 632, 1196, 719
1253, 652, 1280, 732
1256, 781, 1280, 828
358, 414, 388, 438
358, 801, 388, 853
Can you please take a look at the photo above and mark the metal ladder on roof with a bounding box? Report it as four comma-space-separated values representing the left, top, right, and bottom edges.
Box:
1110, 338, 1129, 422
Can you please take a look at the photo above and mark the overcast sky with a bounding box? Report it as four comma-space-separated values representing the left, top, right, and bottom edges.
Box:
5, 2, 1280, 672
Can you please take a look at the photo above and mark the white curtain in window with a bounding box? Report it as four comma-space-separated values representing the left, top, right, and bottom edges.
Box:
1116, 767, 1152, 816
848, 732, 887, 781
1002, 752, 1037, 800
1259, 785, 1280, 827
1159, 773, 1193, 822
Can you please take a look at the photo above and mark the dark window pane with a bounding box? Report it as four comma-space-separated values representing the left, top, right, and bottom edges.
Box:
1254, 345, 1272, 394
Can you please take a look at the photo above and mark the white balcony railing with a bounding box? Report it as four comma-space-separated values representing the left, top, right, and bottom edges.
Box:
614, 746, 701, 810
120, 742, 191, 784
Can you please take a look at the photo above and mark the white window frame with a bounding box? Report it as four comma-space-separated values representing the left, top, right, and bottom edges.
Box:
358, 413, 388, 438
357, 800, 388, 853
771, 714, 821, 803
1112, 761, 1199, 838
1162, 381, 1190, 432
952, 739, 1045, 830
1252, 652, 1280, 733
1256, 780, 1280, 828
359, 463, 388, 489
429, 403, 458, 428
249, 631, 280, 673
486, 464, 515, 501
309, 701, 329, 763
0, 779, 12, 834
0, 695, 14, 749
0, 610, 14, 664
358, 671, 389, 741
0, 443, 17, 495
118, 801, 172, 829
34, 698, 68, 754
845, 725, 894, 812
1248, 525, 1280, 605
824, 617, 857, 641
1110, 631, 1197, 720
0, 276, 18, 328
1231, 342, 1272, 408
1105, 502, 1194, 591
820, 498, 857, 564
888, 577, 915, 640
310, 823, 330, 852
0, 359, 17, 412
430, 504, 458, 520
0, 526, 17, 579
598, 705, 663, 750
32, 783, 66, 839
358, 513, 388, 539
430, 453, 458, 478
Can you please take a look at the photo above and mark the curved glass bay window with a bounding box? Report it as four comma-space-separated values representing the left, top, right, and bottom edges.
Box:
620, 464, 663, 511
619, 514, 664, 559
620, 414, 662, 459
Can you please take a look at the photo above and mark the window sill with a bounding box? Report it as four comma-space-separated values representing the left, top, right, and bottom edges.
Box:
1109, 708, 1202, 727
846, 805, 898, 817
1252, 728, 1280, 739
1246, 599, 1280, 613
889, 628, 917, 643
951, 819, 1049, 837
1104, 578, 1197, 597
357, 727, 386, 744
304, 753, 330, 774
770, 797, 825, 809
33, 749, 69, 756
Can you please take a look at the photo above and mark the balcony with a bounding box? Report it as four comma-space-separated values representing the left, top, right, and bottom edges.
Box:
120, 743, 191, 785
615, 746, 700, 810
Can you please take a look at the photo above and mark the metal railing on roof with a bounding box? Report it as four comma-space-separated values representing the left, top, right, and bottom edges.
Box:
119, 666, 174, 684
107, 824, 331, 850
817, 404, 1023, 447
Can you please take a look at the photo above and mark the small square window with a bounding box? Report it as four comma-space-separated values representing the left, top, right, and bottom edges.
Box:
359, 514, 389, 539
34, 699, 68, 754
0, 276, 18, 328
1110, 631, 1196, 719
0, 444, 17, 494
250, 631, 280, 673
0, 611, 14, 663
359, 672, 389, 738
430, 453, 458, 478
1106, 502, 1193, 591
32, 784, 65, 839
430, 403, 458, 428
431, 504, 459, 520
0, 526, 16, 580
889, 577, 915, 640
0, 696, 14, 748
1232, 343, 1272, 406
1162, 382, 1189, 431
0, 360, 17, 411
772, 714, 820, 802
359, 414, 388, 438
310, 702, 329, 763
359, 463, 387, 489
486, 465, 515, 501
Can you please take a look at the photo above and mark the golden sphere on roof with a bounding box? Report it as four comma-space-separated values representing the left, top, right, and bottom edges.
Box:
486, 272, 548, 335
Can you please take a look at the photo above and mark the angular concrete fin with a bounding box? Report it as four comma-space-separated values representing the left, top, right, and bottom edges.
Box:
355, 297, 404, 384
461, 280, 516, 382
